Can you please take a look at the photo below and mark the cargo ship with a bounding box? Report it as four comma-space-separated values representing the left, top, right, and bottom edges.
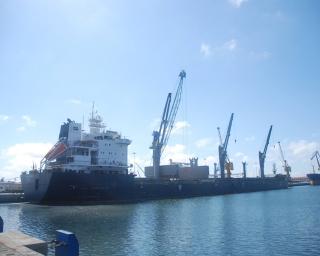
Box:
20, 110, 288, 204
21, 71, 288, 204
306, 173, 320, 185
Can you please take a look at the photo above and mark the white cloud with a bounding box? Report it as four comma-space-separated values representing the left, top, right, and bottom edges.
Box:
200, 43, 211, 57
67, 99, 82, 105
149, 118, 161, 131
16, 115, 37, 132
267, 140, 319, 176
162, 144, 190, 164
224, 39, 237, 51
0, 143, 53, 179
165, 144, 186, 155
245, 136, 255, 142
287, 140, 319, 159
0, 115, 9, 122
202, 155, 218, 166
195, 137, 214, 148
235, 152, 244, 158
171, 121, 191, 135
229, 0, 248, 8
201, 39, 238, 57
16, 126, 26, 132
235, 152, 249, 161
22, 115, 37, 127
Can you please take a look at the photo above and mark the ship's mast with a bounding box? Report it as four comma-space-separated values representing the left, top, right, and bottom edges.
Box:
89, 102, 106, 134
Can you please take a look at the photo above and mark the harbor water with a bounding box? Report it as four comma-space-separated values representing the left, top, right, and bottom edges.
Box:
0, 186, 319, 256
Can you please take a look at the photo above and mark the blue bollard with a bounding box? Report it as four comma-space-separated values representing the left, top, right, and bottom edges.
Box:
0, 216, 3, 233
55, 230, 79, 256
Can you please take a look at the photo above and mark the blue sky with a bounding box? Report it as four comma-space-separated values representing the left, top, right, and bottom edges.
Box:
1, 0, 319, 179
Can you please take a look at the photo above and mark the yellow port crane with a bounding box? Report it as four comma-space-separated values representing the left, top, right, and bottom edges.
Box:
218, 113, 234, 178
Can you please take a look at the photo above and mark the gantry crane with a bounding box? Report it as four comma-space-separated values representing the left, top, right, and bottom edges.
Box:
218, 113, 234, 178
278, 141, 291, 179
258, 125, 273, 178
311, 151, 320, 171
150, 70, 186, 178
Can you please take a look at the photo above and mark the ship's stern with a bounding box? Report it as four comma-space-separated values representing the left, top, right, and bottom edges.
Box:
21, 171, 52, 203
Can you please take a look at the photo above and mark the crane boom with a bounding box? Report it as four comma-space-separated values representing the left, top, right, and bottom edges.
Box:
259, 125, 273, 178
218, 113, 234, 178
150, 70, 186, 178
157, 94, 172, 150
278, 141, 286, 164
278, 141, 291, 179
223, 113, 234, 153
217, 127, 223, 145
263, 125, 273, 155
161, 71, 185, 154
217, 126, 230, 162
311, 151, 320, 170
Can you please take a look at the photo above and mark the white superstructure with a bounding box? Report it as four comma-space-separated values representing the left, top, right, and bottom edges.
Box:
41, 107, 131, 172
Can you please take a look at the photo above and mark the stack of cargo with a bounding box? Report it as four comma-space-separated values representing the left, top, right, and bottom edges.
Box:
144, 158, 209, 180
178, 166, 209, 180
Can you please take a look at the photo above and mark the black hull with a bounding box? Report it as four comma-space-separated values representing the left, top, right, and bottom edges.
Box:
307, 173, 320, 185
21, 172, 288, 204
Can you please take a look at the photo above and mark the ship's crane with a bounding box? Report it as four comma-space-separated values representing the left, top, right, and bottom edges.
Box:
311, 151, 320, 171
218, 113, 234, 178
217, 127, 223, 145
217, 126, 231, 169
272, 163, 278, 175
259, 125, 273, 178
278, 141, 291, 179
150, 70, 186, 178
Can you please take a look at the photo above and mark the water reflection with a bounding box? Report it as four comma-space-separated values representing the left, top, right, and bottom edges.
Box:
0, 186, 319, 256
19, 204, 136, 255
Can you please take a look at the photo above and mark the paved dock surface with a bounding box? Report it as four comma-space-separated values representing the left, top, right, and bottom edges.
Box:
0, 231, 47, 255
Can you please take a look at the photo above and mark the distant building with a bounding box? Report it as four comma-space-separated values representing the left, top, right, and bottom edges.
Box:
0, 181, 22, 193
